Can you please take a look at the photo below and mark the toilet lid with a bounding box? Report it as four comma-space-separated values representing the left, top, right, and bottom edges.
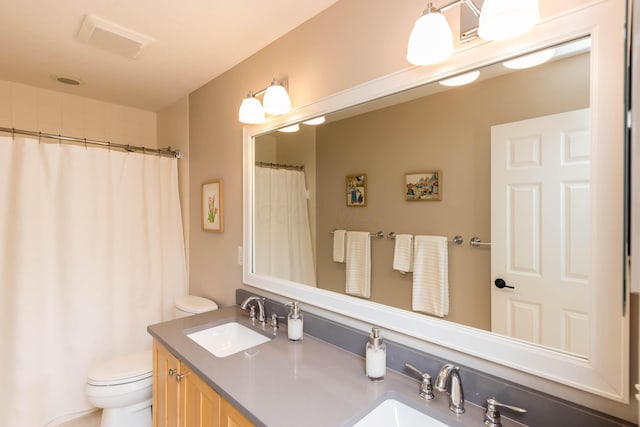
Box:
176, 295, 218, 314
87, 350, 152, 386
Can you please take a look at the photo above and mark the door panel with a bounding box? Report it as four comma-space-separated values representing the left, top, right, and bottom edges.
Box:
491, 109, 590, 356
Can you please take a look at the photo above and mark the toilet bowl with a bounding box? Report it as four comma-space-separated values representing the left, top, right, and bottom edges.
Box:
86, 351, 153, 427
175, 295, 219, 318
86, 295, 217, 427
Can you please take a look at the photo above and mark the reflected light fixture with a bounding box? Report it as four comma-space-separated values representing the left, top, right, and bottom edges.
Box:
439, 70, 480, 86
238, 78, 291, 124
503, 48, 556, 69
302, 116, 326, 125
407, 0, 540, 66
277, 124, 300, 133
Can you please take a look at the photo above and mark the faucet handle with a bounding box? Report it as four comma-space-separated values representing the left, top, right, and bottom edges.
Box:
404, 363, 434, 400
484, 397, 527, 427
246, 305, 257, 320
269, 313, 285, 329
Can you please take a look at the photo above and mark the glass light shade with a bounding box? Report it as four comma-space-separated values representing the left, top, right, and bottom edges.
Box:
277, 124, 300, 133
439, 70, 480, 87
263, 83, 291, 115
503, 48, 555, 69
478, 0, 540, 41
238, 95, 265, 124
302, 116, 326, 125
406, 11, 454, 66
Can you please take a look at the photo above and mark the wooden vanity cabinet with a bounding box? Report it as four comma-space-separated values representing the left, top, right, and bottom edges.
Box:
153, 339, 255, 427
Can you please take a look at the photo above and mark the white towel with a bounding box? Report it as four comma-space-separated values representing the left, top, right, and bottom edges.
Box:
412, 235, 449, 317
392, 234, 414, 274
345, 231, 371, 298
333, 229, 346, 263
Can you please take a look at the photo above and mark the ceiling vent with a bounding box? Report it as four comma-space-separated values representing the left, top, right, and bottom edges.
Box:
76, 15, 154, 59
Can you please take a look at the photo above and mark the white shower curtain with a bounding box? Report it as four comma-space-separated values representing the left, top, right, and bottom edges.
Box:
0, 136, 187, 426
254, 166, 316, 286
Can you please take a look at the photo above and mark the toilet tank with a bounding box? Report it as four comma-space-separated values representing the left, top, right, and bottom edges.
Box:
175, 296, 218, 318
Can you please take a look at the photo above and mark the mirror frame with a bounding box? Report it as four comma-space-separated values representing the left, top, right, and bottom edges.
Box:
243, 1, 629, 402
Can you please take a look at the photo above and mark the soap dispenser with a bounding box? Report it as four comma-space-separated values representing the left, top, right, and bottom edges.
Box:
287, 301, 304, 341
365, 327, 386, 380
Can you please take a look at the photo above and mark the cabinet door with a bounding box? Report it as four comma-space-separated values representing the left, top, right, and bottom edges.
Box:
153, 340, 180, 427
220, 399, 255, 427
180, 363, 221, 427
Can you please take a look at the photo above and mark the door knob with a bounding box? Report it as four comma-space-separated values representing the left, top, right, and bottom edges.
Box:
494, 278, 514, 289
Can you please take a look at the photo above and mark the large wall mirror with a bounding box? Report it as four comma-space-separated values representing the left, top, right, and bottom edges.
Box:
243, 1, 628, 402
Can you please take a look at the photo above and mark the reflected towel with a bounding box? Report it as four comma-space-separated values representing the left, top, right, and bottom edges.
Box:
393, 234, 414, 274
333, 229, 346, 263
412, 235, 449, 317
345, 231, 371, 298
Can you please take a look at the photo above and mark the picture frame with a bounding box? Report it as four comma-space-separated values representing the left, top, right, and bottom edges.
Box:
346, 174, 367, 207
202, 179, 224, 232
405, 171, 442, 201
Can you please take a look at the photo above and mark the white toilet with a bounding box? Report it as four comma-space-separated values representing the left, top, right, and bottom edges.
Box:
86, 296, 218, 427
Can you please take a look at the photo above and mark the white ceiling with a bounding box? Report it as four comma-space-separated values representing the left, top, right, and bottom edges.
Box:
0, 0, 340, 111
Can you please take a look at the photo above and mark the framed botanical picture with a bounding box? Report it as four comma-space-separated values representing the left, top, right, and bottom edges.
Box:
346, 174, 367, 207
405, 171, 442, 201
202, 179, 224, 232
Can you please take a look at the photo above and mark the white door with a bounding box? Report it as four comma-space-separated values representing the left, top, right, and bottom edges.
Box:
491, 109, 590, 357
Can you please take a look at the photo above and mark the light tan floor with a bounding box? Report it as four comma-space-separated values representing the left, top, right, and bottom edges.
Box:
57, 410, 101, 427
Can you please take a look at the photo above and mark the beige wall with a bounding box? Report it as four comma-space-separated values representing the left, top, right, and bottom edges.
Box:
315, 54, 589, 330
158, 96, 190, 275
0, 80, 157, 146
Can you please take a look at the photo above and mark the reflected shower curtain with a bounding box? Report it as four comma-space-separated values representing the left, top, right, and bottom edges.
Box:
254, 167, 316, 286
0, 136, 187, 426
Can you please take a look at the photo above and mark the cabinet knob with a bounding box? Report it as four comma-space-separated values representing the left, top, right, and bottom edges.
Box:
168, 368, 177, 376
176, 373, 188, 382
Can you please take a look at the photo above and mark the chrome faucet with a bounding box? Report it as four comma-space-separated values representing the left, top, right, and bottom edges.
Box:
435, 364, 464, 414
240, 296, 267, 324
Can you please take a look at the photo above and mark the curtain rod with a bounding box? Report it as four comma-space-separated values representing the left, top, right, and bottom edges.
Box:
255, 161, 304, 171
0, 127, 182, 159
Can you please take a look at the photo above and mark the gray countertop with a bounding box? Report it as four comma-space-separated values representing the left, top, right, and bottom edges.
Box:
147, 306, 521, 427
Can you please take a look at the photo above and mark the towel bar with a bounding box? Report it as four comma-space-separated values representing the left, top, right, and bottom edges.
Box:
330, 229, 384, 239
387, 232, 463, 245
470, 237, 491, 247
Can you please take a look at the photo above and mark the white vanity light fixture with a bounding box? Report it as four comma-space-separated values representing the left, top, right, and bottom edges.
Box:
478, 0, 540, 41
302, 116, 326, 125
277, 124, 300, 133
238, 93, 266, 124
439, 70, 480, 86
407, 0, 540, 66
239, 78, 291, 124
503, 48, 556, 69
407, 2, 455, 66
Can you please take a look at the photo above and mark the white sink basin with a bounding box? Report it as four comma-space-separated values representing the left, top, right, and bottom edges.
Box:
186, 322, 271, 357
353, 399, 449, 427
